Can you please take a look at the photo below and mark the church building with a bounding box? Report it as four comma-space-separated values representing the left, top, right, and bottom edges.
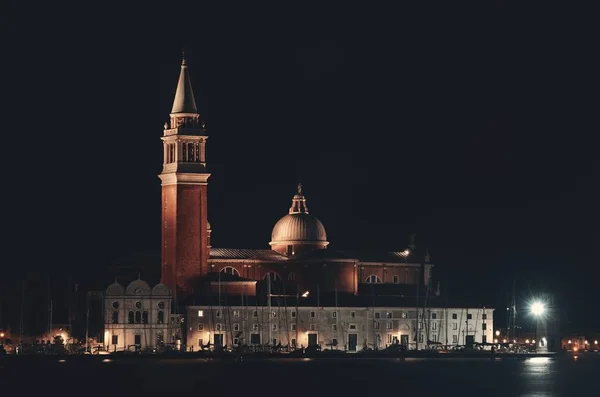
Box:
103, 57, 494, 352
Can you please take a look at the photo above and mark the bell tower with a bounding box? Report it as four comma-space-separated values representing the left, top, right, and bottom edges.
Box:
159, 56, 210, 298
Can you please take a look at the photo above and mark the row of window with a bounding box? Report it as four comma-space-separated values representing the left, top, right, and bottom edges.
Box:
111, 301, 165, 310
111, 310, 165, 324
196, 321, 487, 332
218, 268, 413, 284
198, 309, 488, 321
109, 334, 164, 346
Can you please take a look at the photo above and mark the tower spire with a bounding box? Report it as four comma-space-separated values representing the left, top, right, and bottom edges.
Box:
171, 54, 197, 114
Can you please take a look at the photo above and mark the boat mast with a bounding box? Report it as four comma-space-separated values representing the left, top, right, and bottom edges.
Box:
511, 280, 516, 341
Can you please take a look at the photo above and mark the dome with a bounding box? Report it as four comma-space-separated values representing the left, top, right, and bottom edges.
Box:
125, 279, 152, 295
270, 213, 328, 244
151, 283, 171, 296
269, 184, 329, 250
106, 282, 125, 296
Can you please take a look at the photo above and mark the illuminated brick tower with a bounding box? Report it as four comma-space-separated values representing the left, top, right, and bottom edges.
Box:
159, 57, 210, 298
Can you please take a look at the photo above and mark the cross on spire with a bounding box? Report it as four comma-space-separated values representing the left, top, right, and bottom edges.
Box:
297, 183, 303, 194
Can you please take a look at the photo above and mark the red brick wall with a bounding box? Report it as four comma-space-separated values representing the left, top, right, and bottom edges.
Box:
161, 183, 209, 297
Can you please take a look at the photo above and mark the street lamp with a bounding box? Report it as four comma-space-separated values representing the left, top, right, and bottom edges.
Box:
530, 300, 547, 353
530, 301, 545, 317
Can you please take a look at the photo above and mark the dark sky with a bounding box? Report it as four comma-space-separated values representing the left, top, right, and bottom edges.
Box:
2, 4, 598, 334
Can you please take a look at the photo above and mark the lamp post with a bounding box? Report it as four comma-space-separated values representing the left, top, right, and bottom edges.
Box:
530, 301, 547, 353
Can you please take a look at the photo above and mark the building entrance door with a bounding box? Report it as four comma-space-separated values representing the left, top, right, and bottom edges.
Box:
465, 335, 475, 347
400, 334, 409, 346
348, 334, 357, 351
308, 333, 318, 346
214, 334, 223, 347
134, 335, 141, 345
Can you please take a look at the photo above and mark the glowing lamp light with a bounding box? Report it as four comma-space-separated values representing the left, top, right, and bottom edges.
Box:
301, 291, 309, 298
503, 339, 507, 343
494, 339, 498, 343
0, 332, 4, 338
568, 340, 572, 344
526, 339, 530, 344
530, 301, 545, 316
532, 339, 535, 344
595, 340, 598, 345
585, 340, 589, 345
495, 330, 500, 336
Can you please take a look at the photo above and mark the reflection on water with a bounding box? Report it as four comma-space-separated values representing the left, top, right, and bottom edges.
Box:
3, 354, 600, 395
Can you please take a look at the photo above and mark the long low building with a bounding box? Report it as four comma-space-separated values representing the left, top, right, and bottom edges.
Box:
186, 295, 494, 352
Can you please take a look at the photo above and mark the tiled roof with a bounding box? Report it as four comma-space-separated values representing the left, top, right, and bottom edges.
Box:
209, 248, 289, 261
209, 247, 416, 264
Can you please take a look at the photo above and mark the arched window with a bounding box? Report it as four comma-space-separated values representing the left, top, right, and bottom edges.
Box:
220, 266, 240, 276
157, 311, 164, 324
135, 311, 142, 324
365, 275, 382, 284
264, 272, 281, 282
288, 272, 296, 281
128, 311, 134, 324
142, 311, 149, 324
112, 311, 119, 324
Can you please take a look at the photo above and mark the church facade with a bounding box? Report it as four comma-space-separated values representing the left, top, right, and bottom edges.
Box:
102, 57, 494, 352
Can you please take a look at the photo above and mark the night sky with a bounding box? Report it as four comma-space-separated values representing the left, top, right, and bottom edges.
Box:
2, 4, 598, 334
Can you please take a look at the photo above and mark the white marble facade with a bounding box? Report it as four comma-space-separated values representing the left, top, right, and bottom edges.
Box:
104, 280, 178, 351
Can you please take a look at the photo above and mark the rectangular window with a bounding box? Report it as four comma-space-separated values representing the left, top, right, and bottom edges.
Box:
418, 322, 423, 330
291, 338, 297, 348
253, 310, 258, 318
386, 322, 393, 330
216, 310, 222, 319
393, 275, 399, 284
332, 324, 337, 331
198, 310, 204, 317
375, 312, 380, 319
452, 323, 458, 330
310, 311, 315, 318
431, 313, 437, 319
233, 310, 240, 318
482, 323, 487, 330
349, 324, 357, 330
252, 323, 259, 331
272, 324, 277, 331
351, 311, 356, 318
418, 312, 424, 319
386, 312, 392, 319
482, 335, 487, 344
402, 312, 408, 319
374, 321, 380, 330
482, 314, 487, 320
387, 334, 393, 343
216, 323, 222, 331
432, 322, 437, 330
250, 334, 260, 345
233, 338, 239, 345
291, 324, 296, 331
418, 334, 424, 343
432, 334, 438, 342
291, 311, 296, 318
332, 311, 337, 318
234, 323, 240, 331
198, 338, 204, 347
111, 335, 118, 345
467, 313, 472, 320
272, 311, 277, 318
452, 313, 457, 320
198, 323, 204, 331
452, 335, 458, 343
310, 324, 316, 331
